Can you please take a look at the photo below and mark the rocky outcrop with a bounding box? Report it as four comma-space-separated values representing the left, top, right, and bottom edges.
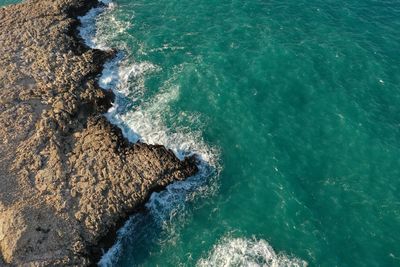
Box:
0, 0, 197, 265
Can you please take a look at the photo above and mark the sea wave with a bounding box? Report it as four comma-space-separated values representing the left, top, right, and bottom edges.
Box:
78, 1, 219, 266
78, 2, 306, 267
78, 0, 218, 163
78, 1, 307, 267
197, 237, 308, 267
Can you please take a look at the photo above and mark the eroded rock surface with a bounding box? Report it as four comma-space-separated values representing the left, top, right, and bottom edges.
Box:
0, 0, 197, 265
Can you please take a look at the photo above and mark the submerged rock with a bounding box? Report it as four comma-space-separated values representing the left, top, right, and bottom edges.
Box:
0, 0, 197, 265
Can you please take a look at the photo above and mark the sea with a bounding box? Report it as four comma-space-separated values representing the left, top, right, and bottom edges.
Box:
2, 0, 400, 266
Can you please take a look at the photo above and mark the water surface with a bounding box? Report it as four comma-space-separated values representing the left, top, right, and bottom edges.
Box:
5, 0, 400, 266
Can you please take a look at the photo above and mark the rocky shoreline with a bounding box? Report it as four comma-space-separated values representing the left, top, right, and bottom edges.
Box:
0, 0, 198, 265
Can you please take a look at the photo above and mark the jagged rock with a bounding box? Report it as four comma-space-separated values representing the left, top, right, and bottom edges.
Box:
0, 0, 198, 265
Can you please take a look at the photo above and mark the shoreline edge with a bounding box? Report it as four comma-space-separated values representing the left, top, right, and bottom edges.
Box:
0, 0, 198, 265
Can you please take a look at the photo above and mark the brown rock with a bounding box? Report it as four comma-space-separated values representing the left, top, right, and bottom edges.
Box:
0, 0, 198, 265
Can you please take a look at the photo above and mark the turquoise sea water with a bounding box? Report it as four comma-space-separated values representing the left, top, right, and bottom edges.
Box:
90, 1, 400, 265
0, 0, 19, 6
4, 0, 400, 266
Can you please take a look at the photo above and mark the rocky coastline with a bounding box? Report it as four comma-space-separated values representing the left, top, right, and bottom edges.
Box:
0, 0, 198, 265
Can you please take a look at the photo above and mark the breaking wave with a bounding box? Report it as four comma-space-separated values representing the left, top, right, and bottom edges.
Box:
79, 2, 306, 267
197, 237, 307, 267
79, 1, 219, 266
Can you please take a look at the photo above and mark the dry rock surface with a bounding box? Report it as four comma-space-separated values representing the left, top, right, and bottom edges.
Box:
0, 0, 197, 265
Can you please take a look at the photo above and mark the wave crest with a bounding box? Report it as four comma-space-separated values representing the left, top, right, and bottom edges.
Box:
197, 237, 307, 267
79, 1, 220, 266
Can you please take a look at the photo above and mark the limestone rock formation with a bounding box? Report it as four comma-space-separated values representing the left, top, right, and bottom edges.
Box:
0, 0, 198, 265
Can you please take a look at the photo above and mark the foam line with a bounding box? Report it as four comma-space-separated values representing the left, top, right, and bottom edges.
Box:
197, 236, 308, 267
78, 2, 307, 267
78, 1, 220, 266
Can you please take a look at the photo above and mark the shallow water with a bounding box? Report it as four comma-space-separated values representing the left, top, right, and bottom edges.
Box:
4, 0, 400, 266
0, 0, 19, 6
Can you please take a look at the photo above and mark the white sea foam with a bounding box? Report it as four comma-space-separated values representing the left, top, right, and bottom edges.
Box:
99, 53, 158, 98
79, 1, 219, 266
78, 2, 306, 267
78, 4, 109, 49
79, 1, 217, 162
97, 214, 141, 267
78, 0, 130, 50
197, 237, 307, 267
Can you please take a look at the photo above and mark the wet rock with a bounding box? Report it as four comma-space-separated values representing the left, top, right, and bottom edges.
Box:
0, 0, 197, 265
